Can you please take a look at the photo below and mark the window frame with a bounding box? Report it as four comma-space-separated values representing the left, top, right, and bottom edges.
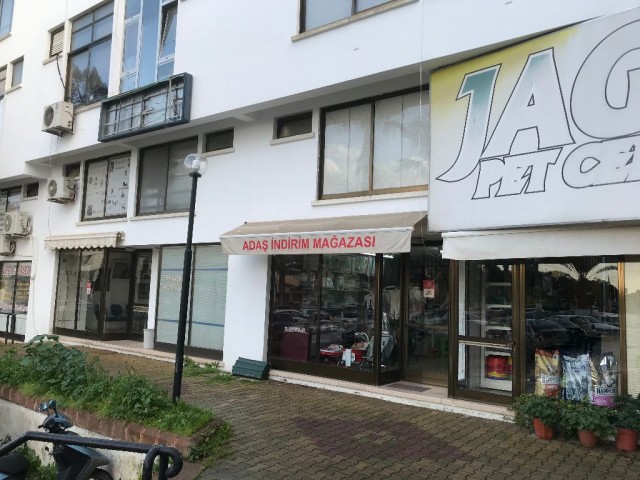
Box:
0, 0, 14, 37
10, 57, 22, 87
318, 85, 429, 200
23, 182, 39, 199
136, 136, 198, 216
300, 0, 398, 33
0, 66, 6, 99
0, 186, 22, 235
81, 155, 131, 221
49, 26, 65, 58
66, 3, 114, 106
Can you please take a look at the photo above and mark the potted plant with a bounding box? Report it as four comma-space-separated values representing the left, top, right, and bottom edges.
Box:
510, 394, 561, 440
613, 394, 640, 452
561, 400, 614, 448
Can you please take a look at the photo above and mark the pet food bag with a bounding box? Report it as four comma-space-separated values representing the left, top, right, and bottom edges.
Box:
591, 353, 618, 408
535, 349, 561, 397
562, 353, 590, 402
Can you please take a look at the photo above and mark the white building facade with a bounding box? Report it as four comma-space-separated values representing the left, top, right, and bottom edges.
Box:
0, 0, 639, 406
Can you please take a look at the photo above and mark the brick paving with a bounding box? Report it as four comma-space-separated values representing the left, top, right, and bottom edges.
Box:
3, 344, 640, 479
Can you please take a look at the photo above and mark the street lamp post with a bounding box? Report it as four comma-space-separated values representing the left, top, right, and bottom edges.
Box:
172, 153, 207, 404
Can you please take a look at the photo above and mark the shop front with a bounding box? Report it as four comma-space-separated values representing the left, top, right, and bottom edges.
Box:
429, 8, 640, 403
221, 212, 449, 386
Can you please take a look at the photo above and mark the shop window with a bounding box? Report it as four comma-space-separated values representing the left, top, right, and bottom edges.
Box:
320, 88, 428, 199
205, 128, 234, 153
0, 262, 30, 338
525, 258, 620, 405
68, 3, 113, 106
0, 187, 21, 234
10, 57, 22, 87
275, 112, 312, 139
82, 156, 130, 220
137, 137, 196, 215
0, 0, 14, 37
301, 0, 394, 32
49, 26, 64, 58
155, 245, 227, 355
625, 258, 640, 395
120, 0, 177, 93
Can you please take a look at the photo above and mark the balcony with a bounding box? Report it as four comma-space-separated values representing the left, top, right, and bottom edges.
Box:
98, 73, 192, 142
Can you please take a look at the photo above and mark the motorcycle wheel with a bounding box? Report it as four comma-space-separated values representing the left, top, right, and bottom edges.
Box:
88, 469, 113, 480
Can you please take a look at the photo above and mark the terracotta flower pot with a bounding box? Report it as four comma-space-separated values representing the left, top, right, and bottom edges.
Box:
532, 417, 555, 440
578, 429, 598, 448
615, 428, 638, 452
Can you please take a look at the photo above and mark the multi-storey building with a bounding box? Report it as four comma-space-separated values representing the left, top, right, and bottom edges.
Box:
0, 0, 639, 408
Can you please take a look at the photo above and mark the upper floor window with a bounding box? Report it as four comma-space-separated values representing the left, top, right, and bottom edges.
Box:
205, 128, 234, 153
121, 0, 177, 93
49, 27, 64, 58
0, 0, 14, 37
68, 3, 113, 106
275, 112, 312, 139
137, 137, 196, 215
301, 0, 393, 32
0, 187, 21, 234
319, 88, 429, 199
0, 66, 6, 99
83, 155, 130, 221
24, 182, 39, 199
10, 57, 22, 87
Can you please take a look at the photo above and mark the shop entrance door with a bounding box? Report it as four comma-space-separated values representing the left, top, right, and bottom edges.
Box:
404, 246, 450, 387
102, 251, 133, 339
453, 261, 523, 404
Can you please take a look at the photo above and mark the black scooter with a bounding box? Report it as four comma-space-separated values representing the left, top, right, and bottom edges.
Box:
0, 400, 113, 480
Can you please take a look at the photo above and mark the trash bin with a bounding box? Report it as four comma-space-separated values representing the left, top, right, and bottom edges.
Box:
143, 328, 154, 349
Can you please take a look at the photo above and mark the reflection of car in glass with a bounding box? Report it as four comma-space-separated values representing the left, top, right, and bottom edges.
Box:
548, 316, 588, 347
525, 317, 568, 348
567, 315, 619, 336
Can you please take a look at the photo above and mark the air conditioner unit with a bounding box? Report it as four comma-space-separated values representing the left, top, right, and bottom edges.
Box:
0, 235, 15, 256
3, 212, 31, 237
42, 101, 74, 135
47, 176, 75, 203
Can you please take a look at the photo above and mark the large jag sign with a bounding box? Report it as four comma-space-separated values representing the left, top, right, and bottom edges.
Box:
429, 8, 640, 231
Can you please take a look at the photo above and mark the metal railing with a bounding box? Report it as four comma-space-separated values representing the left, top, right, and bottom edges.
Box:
0, 431, 183, 480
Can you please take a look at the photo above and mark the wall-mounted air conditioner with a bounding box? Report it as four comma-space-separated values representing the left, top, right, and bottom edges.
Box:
3, 212, 31, 236
42, 101, 74, 135
47, 176, 75, 203
0, 235, 15, 256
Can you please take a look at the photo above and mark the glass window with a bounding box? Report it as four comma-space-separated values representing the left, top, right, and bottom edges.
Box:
320, 89, 428, 198
83, 156, 130, 220
138, 138, 196, 215
54, 251, 80, 330
0, 262, 30, 337
50, 27, 64, 57
0, 66, 6, 99
25, 182, 39, 198
524, 258, 620, 406
205, 128, 234, 152
68, 3, 113, 106
625, 258, 640, 396
155, 245, 227, 353
10, 57, 22, 87
276, 112, 312, 139
302, 0, 395, 32
0, 187, 21, 234
0, 0, 14, 36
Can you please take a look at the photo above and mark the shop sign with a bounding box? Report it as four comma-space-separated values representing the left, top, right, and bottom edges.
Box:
423, 279, 435, 299
429, 8, 640, 231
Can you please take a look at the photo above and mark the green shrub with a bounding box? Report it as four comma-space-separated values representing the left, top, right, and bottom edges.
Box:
509, 394, 562, 430
613, 393, 640, 431
560, 400, 615, 438
101, 371, 171, 423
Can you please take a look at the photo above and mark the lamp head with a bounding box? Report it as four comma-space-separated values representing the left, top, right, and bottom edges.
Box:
184, 153, 208, 175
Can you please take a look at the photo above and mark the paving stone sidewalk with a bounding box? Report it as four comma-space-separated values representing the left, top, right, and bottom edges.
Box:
4, 344, 639, 479
83, 349, 640, 480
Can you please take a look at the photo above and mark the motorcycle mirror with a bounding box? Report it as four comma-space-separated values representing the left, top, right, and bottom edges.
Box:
38, 402, 49, 412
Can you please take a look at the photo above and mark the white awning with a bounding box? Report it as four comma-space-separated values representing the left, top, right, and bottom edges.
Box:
221, 212, 427, 255
442, 224, 640, 260
44, 231, 124, 250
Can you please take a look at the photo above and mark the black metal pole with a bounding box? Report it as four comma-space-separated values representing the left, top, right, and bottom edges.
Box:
172, 170, 200, 404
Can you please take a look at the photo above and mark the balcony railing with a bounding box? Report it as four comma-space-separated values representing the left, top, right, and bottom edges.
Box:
98, 73, 192, 142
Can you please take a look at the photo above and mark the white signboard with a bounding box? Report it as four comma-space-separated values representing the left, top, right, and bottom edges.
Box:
429, 8, 640, 231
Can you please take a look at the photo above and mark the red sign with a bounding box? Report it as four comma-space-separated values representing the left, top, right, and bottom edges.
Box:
423, 279, 435, 299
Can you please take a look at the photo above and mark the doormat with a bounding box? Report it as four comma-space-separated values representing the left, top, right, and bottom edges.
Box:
385, 383, 430, 393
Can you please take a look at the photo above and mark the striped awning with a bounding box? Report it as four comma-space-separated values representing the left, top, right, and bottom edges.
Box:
44, 231, 124, 250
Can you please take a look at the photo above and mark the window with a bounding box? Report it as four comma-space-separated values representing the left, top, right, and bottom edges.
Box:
0, 66, 6, 99
156, 245, 227, 354
0, 262, 31, 338
0, 187, 21, 233
24, 182, 39, 198
120, 0, 177, 93
64, 162, 81, 179
0, 0, 14, 37
320, 88, 429, 198
205, 128, 234, 152
67, 3, 113, 106
137, 137, 196, 215
82, 156, 130, 220
49, 27, 64, 57
275, 112, 312, 139
10, 57, 22, 87
301, 0, 393, 32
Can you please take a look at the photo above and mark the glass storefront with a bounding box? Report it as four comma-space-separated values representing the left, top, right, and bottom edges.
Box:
0, 261, 31, 339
